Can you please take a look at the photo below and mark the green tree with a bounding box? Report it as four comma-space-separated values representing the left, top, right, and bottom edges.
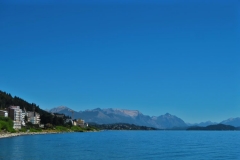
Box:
24, 115, 28, 122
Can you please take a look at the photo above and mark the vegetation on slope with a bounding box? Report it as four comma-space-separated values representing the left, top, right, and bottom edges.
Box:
0, 117, 15, 133
0, 90, 155, 132
0, 90, 98, 133
0, 90, 68, 125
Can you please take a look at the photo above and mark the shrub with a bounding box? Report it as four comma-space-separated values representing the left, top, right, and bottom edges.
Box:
19, 127, 27, 132
56, 126, 68, 132
29, 128, 42, 132
0, 117, 14, 132
45, 123, 53, 129
71, 126, 84, 132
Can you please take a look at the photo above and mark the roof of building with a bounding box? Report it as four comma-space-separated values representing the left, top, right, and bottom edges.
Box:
9, 106, 20, 109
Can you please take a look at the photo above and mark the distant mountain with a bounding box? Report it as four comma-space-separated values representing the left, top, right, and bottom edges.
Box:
49, 107, 187, 129
187, 121, 218, 127
48, 106, 72, 113
153, 113, 187, 129
220, 117, 240, 127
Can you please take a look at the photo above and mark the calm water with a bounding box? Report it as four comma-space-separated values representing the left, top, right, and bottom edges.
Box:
0, 131, 240, 160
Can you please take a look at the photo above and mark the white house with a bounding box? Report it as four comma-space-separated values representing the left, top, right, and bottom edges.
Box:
0, 110, 8, 117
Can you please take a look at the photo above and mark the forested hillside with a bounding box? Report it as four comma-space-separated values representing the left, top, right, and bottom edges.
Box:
0, 90, 66, 125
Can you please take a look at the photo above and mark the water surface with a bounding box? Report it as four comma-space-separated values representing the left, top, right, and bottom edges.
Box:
0, 131, 239, 160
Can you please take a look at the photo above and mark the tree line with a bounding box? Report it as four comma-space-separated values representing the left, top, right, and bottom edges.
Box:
0, 90, 68, 126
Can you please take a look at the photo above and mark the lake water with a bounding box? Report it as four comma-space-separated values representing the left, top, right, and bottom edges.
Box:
0, 131, 240, 160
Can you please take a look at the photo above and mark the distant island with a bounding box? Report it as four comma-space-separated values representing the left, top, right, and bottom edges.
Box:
187, 124, 238, 131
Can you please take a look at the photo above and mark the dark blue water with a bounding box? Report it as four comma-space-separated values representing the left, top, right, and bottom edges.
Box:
0, 131, 240, 160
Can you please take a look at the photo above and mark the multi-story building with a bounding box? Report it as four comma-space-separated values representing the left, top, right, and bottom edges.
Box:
76, 119, 87, 127
27, 111, 41, 125
0, 110, 8, 117
21, 108, 27, 120
8, 106, 22, 129
66, 118, 88, 127
21, 108, 27, 126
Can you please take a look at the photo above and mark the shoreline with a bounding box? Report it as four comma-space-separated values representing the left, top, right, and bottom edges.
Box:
0, 129, 99, 139
0, 131, 72, 139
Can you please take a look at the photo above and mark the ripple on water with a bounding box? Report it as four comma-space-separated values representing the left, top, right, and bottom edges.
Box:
0, 131, 240, 160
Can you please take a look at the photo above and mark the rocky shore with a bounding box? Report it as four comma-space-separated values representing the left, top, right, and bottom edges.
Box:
0, 131, 61, 139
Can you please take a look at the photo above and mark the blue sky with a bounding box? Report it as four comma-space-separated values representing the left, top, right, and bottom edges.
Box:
0, 0, 239, 123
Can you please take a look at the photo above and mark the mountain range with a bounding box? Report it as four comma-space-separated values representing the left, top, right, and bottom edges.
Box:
187, 121, 218, 127
48, 106, 240, 129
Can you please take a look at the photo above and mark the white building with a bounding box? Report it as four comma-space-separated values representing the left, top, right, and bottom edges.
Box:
0, 110, 8, 117
8, 106, 22, 129
76, 119, 88, 127
21, 108, 27, 121
21, 108, 27, 126
27, 111, 41, 125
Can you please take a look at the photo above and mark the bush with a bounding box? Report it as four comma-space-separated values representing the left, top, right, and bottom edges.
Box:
71, 126, 84, 132
45, 123, 53, 129
10, 129, 16, 133
29, 128, 42, 132
64, 121, 73, 128
19, 127, 27, 132
87, 126, 99, 131
0, 117, 14, 132
56, 126, 69, 132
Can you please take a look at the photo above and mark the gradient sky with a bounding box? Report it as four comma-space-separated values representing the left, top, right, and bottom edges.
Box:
0, 0, 239, 123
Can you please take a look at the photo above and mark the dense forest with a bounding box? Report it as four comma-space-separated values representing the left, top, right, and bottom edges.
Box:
0, 90, 68, 125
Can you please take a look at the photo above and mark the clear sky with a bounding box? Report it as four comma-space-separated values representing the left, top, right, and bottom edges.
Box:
0, 0, 239, 123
